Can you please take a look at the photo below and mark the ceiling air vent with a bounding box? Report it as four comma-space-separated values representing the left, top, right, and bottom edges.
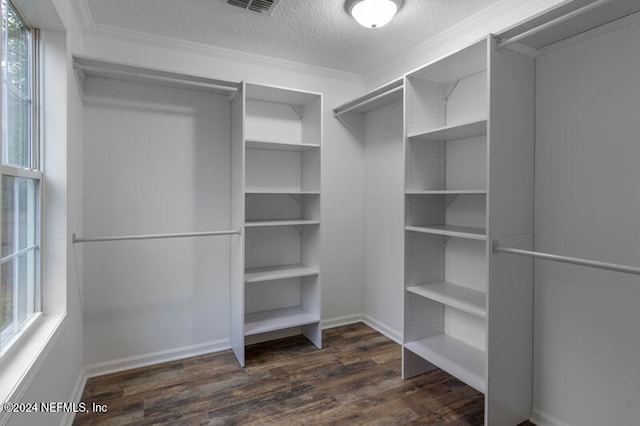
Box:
223, 0, 282, 15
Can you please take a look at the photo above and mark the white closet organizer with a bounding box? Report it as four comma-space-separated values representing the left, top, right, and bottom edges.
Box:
401, 36, 535, 425
230, 83, 323, 367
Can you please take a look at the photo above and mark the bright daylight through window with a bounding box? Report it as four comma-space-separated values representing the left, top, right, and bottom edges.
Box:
0, 0, 41, 356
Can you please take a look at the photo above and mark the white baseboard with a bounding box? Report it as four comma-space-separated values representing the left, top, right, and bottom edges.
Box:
361, 314, 402, 344
84, 338, 230, 378
83, 315, 401, 378
321, 314, 364, 330
322, 313, 402, 344
61, 370, 88, 426
530, 407, 570, 426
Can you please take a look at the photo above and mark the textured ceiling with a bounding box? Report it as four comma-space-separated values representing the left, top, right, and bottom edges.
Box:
86, 0, 503, 74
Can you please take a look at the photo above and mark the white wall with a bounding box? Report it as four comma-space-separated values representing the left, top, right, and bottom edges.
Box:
533, 19, 640, 426
76, 25, 366, 369
81, 80, 233, 369
364, 0, 568, 90
8, 1, 639, 425
7, 0, 86, 424
362, 101, 405, 341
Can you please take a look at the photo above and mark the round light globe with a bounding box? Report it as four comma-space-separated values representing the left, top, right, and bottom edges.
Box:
350, 0, 399, 29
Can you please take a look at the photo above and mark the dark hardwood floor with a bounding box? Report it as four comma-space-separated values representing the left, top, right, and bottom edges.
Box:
74, 323, 531, 425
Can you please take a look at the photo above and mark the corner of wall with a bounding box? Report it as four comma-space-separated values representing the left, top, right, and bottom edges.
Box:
362, 0, 569, 90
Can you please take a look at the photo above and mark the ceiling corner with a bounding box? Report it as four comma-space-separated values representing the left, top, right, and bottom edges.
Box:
69, 0, 94, 32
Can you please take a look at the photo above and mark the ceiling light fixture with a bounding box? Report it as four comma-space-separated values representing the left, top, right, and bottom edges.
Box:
345, 0, 403, 29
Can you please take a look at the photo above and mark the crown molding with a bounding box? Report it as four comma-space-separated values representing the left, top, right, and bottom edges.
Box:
364, 0, 566, 88
69, 0, 93, 32
84, 22, 362, 83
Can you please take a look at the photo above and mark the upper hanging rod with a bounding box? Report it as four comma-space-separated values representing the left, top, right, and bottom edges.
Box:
497, 0, 613, 50
493, 241, 640, 276
73, 229, 241, 244
73, 55, 239, 94
333, 79, 403, 117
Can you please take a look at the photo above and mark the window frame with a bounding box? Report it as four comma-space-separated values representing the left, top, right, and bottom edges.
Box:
0, 0, 43, 357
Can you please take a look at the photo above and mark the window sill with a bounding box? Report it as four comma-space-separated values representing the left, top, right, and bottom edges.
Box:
0, 313, 66, 412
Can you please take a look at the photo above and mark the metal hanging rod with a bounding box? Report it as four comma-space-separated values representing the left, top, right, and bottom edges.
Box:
493, 241, 640, 276
73, 56, 239, 94
73, 229, 241, 244
76, 64, 238, 93
497, 0, 613, 50
333, 79, 403, 117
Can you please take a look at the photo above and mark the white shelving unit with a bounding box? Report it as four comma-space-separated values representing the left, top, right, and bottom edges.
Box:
407, 282, 486, 319
405, 334, 485, 392
408, 118, 487, 141
244, 264, 320, 284
403, 36, 535, 425
230, 83, 322, 367
245, 220, 320, 227
245, 190, 320, 195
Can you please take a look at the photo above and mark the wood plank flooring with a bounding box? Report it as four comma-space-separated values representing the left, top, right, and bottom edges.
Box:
73, 323, 529, 425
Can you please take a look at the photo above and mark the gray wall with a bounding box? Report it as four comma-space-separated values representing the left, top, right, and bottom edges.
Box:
533, 19, 640, 426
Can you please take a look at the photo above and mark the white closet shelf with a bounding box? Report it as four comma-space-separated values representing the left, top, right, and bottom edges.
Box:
405, 335, 485, 393
245, 264, 319, 283
245, 139, 320, 151
409, 119, 487, 141
407, 282, 487, 319
405, 225, 486, 240
245, 189, 321, 195
405, 190, 487, 195
244, 306, 319, 336
245, 219, 320, 227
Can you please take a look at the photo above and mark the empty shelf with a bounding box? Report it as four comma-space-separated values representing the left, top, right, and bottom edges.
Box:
405, 334, 485, 393
245, 264, 319, 283
407, 282, 486, 319
245, 306, 319, 336
405, 189, 487, 195
409, 119, 487, 141
405, 225, 486, 240
245, 219, 320, 227
245, 189, 321, 195
246, 139, 320, 151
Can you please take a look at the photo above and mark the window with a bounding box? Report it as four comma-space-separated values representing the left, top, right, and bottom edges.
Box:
0, 0, 40, 355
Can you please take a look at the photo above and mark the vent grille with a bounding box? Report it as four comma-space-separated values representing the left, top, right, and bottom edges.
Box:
224, 0, 281, 14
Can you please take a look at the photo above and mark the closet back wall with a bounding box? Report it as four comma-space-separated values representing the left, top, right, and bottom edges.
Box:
533, 19, 640, 425
363, 100, 404, 339
82, 78, 231, 370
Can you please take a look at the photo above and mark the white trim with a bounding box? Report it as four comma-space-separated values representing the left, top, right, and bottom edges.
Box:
364, 0, 524, 86
0, 314, 66, 425
321, 313, 365, 330
364, 0, 568, 88
321, 314, 402, 345
361, 314, 402, 344
60, 370, 87, 426
74, 315, 399, 379
530, 406, 571, 426
68, 0, 93, 32
85, 22, 362, 84
84, 338, 231, 378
